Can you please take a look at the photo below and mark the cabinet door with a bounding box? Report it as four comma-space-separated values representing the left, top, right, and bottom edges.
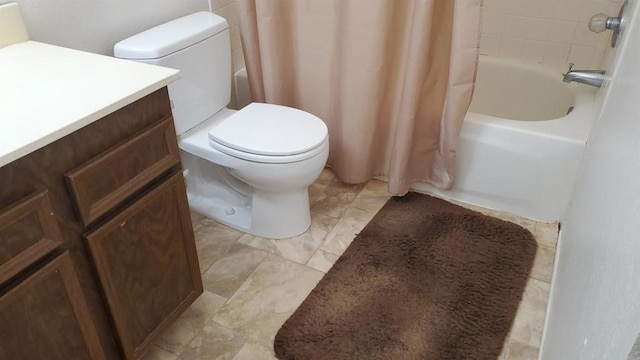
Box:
0, 251, 106, 360
0, 190, 63, 285
85, 171, 202, 359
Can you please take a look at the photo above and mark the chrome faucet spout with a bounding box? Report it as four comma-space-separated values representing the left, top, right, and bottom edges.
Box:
562, 69, 606, 88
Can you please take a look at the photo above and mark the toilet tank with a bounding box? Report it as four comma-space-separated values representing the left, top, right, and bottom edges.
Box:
114, 12, 231, 135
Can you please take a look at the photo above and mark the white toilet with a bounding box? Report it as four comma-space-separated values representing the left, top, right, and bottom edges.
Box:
114, 12, 329, 239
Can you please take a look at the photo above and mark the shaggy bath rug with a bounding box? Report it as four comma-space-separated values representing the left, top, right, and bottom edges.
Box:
274, 192, 537, 360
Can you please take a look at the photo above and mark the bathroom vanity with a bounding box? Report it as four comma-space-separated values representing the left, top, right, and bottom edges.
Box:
0, 39, 202, 359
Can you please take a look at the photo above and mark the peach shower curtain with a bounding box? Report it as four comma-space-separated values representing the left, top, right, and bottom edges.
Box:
237, 0, 482, 194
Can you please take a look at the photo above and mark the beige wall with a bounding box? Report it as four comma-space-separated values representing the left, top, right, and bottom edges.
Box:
211, 0, 244, 73
480, 0, 622, 68
6, 0, 619, 105
0, 0, 209, 55
211, 0, 245, 108
1, 0, 245, 107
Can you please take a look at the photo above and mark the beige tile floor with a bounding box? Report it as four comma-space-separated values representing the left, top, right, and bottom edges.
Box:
143, 169, 558, 360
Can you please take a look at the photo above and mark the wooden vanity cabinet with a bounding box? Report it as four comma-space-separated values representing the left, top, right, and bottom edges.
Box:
64, 98, 202, 359
0, 87, 202, 360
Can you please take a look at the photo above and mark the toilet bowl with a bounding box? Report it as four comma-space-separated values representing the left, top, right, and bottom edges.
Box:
114, 12, 328, 239
179, 104, 329, 238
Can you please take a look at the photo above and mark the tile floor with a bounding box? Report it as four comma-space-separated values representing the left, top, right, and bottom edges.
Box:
143, 169, 558, 360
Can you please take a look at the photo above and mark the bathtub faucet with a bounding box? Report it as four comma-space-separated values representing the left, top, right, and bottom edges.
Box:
562, 63, 606, 88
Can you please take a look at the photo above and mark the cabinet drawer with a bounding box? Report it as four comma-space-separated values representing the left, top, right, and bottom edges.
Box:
85, 171, 202, 359
0, 251, 106, 360
66, 117, 180, 227
0, 190, 63, 285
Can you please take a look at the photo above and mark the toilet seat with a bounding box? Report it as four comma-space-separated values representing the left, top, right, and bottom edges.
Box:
209, 138, 328, 164
208, 103, 328, 163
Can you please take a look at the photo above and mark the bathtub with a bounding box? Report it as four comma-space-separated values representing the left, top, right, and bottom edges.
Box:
413, 55, 598, 222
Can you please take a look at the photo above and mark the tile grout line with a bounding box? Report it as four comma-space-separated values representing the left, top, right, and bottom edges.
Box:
198, 233, 245, 275
209, 247, 271, 309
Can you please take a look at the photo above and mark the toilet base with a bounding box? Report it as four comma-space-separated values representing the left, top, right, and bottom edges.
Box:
250, 189, 311, 239
179, 134, 326, 240
187, 187, 311, 239
180, 149, 320, 239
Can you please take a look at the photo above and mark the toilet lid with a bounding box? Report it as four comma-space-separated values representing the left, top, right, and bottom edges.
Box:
208, 103, 328, 156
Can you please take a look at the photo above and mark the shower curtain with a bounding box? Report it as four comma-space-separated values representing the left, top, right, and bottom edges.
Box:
236, 0, 482, 194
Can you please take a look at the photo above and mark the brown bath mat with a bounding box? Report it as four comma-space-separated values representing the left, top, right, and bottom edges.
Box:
274, 192, 537, 360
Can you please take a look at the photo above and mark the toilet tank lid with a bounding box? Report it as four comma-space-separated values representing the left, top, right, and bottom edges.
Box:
114, 12, 228, 60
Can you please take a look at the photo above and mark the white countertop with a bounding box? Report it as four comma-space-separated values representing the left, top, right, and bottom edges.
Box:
0, 40, 180, 168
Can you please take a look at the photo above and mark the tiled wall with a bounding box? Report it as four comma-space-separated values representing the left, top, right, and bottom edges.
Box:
480, 0, 623, 68
211, 0, 244, 108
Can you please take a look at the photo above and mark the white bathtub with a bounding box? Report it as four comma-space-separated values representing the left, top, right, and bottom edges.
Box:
413, 55, 598, 222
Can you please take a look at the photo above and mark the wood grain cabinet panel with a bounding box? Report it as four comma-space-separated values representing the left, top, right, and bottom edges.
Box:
66, 117, 180, 227
0, 190, 63, 285
0, 251, 106, 360
85, 171, 202, 360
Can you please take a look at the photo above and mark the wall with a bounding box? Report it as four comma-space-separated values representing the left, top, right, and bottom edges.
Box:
211, 0, 244, 73
541, 0, 640, 358
210, 0, 245, 108
480, 0, 623, 68
0, 0, 209, 55
0, 0, 245, 107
